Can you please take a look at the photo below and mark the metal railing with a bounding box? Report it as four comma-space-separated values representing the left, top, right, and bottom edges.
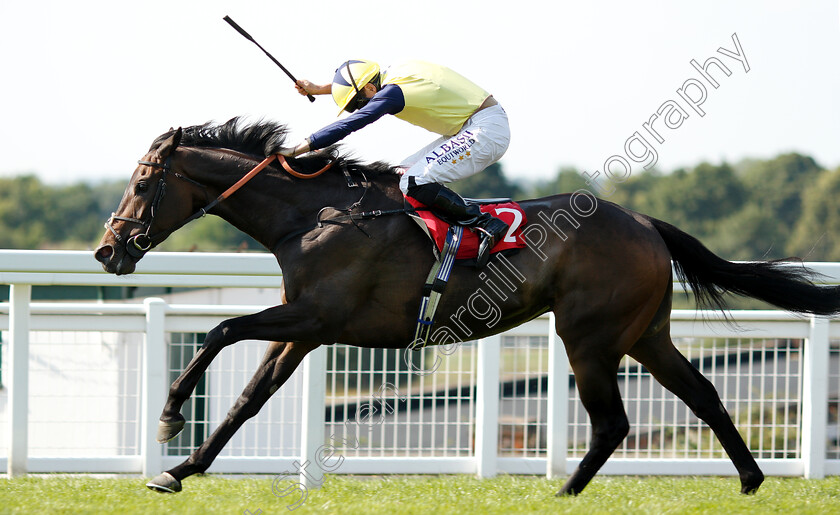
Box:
1, 250, 838, 483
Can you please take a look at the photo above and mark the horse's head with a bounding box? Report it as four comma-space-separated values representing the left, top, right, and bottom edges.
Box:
94, 127, 202, 275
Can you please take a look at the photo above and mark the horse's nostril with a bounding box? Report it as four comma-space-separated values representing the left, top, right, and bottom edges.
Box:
95, 245, 114, 262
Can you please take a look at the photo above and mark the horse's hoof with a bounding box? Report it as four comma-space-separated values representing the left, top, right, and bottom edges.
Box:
146, 472, 182, 493
740, 470, 764, 494
156, 415, 186, 443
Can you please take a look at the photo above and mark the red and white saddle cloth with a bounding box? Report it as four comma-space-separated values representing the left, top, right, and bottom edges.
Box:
404, 196, 528, 260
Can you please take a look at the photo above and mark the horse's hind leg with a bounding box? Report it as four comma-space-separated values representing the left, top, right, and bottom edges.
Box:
557, 349, 629, 496
628, 330, 764, 494
147, 340, 316, 492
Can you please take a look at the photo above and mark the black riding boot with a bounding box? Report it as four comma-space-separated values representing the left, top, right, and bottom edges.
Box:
407, 182, 509, 267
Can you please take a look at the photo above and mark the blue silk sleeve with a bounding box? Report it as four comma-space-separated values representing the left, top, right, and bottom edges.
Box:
307, 84, 405, 150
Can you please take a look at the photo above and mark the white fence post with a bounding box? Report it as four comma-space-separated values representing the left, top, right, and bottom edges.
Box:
141, 298, 167, 477
803, 315, 830, 479
300, 345, 327, 490
8, 284, 31, 477
546, 313, 568, 478
475, 334, 501, 478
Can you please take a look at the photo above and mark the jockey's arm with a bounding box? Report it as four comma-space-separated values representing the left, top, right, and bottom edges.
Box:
280, 85, 405, 157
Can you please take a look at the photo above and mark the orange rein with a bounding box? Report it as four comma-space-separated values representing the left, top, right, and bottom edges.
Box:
212, 153, 335, 204
216, 153, 334, 202
276, 153, 335, 179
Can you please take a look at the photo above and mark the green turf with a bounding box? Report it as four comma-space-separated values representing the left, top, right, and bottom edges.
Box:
1, 475, 839, 514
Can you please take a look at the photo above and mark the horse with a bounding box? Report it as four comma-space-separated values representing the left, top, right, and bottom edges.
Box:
94, 117, 840, 496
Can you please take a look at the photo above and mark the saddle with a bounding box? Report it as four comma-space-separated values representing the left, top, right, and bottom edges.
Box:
405, 196, 528, 347
405, 196, 528, 261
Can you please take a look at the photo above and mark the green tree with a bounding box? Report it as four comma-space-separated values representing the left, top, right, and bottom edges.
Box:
449, 162, 523, 199
609, 162, 746, 241
530, 167, 591, 198
738, 153, 824, 257
46, 182, 111, 248
0, 176, 50, 248
789, 167, 840, 260
0, 151, 833, 260
607, 168, 664, 208
708, 204, 783, 260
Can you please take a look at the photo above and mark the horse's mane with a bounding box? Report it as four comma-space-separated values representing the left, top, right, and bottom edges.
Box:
151, 117, 399, 177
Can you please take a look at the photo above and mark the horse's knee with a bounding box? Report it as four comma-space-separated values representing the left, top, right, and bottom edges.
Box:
227, 394, 264, 422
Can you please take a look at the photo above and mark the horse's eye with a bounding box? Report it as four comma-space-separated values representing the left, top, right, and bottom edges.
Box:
136, 181, 149, 193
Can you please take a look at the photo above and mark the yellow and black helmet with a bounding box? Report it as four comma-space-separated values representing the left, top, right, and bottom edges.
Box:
331, 59, 381, 114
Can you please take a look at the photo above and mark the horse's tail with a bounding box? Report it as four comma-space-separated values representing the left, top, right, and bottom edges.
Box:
646, 215, 840, 316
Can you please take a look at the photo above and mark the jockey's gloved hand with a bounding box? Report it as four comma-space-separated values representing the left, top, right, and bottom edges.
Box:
277, 140, 311, 158
294, 80, 330, 97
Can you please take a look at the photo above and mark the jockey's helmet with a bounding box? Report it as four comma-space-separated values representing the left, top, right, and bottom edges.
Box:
331, 59, 381, 114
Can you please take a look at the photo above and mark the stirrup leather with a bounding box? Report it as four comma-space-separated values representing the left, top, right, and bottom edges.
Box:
413, 225, 464, 347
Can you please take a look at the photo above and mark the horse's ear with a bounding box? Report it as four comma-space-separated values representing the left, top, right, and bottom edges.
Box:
156, 127, 182, 158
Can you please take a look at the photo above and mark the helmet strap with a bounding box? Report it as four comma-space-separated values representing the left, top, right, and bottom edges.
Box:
344, 61, 361, 95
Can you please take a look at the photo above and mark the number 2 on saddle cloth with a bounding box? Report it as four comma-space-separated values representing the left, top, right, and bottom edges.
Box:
404, 196, 528, 262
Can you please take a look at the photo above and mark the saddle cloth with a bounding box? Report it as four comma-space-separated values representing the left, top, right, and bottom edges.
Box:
405, 196, 528, 260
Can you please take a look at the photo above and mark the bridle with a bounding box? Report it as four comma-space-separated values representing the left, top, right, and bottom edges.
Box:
105, 153, 337, 258
104, 157, 203, 258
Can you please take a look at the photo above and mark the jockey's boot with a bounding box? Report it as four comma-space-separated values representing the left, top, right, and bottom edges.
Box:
474, 216, 510, 268
407, 182, 509, 267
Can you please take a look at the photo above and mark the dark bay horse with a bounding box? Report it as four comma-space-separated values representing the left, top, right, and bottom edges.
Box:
94, 118, 840, 496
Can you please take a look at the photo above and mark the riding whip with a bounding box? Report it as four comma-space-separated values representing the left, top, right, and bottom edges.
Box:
223, 15, 316, 102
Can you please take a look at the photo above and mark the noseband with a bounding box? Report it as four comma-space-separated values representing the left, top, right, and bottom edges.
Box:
105, 153, 337, 258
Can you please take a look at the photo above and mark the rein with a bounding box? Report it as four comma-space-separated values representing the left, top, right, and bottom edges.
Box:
277, 154, 334, 178
107, 153, 337, 258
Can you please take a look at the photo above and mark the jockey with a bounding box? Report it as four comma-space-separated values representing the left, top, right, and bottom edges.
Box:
280, 59, 511, 267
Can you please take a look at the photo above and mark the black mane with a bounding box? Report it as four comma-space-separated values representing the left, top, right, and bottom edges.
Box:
153, 117, 398, 176
150, 117, 288, 156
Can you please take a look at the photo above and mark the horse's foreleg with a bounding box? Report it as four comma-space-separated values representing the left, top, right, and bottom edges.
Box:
557, 351, 628, 496
629, 331, 764, 494
158, 302, 324, 442
147, 340, 316, 492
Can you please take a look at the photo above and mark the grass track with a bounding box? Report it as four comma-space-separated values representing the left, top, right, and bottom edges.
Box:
1, 475, 839, 514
